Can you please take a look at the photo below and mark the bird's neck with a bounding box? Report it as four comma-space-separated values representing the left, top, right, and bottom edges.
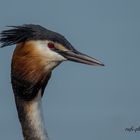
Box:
15, 91, 48, 140
11, 42, 53, 140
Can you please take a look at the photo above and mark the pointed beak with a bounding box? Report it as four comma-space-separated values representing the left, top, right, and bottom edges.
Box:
59, 49, 104, 66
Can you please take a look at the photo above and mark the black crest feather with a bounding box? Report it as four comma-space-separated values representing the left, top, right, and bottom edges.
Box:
0, 24, 74, 50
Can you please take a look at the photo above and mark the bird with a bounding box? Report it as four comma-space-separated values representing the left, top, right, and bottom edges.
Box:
0, 24, 104, 140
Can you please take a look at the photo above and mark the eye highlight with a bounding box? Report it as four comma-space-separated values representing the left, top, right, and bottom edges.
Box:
48, 42, 55, 49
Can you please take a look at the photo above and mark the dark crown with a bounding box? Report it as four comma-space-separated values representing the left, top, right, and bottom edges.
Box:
0, 24, 74, 50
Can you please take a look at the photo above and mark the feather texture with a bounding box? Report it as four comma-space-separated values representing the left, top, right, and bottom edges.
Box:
0, 24, 75, 51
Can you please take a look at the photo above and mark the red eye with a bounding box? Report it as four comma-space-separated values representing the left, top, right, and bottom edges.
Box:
48, 43, 55, 49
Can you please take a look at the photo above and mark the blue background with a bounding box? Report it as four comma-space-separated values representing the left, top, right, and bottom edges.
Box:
0, 0, 140, 140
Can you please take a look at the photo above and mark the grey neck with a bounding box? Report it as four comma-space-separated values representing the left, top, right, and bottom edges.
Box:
15, 91, 48, 140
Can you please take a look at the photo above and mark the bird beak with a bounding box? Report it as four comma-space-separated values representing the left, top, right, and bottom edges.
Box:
59, 49, 104, 66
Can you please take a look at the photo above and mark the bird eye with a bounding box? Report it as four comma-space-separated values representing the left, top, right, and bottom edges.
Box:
48, 43, 55, 49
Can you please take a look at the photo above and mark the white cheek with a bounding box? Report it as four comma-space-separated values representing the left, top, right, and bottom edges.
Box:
44, 47, 66, 61
35, 41, 66, 70
36, 41, 66, 62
